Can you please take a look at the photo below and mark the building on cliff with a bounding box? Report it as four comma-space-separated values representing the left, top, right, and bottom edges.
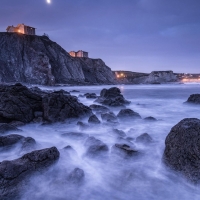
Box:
69, 50, 88, 58
6, 24, 36, 35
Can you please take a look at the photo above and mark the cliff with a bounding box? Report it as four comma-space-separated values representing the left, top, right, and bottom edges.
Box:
0, 33, 115, 85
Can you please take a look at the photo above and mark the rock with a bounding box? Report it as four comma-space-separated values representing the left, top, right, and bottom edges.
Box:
117, 109, 141, 119
0, 147, 59, 199
101, 112, 118, 122
89, 104, 109, 112
84, 136, 109, 158
68, 168, 85, 184
163, 118, 200, 183
186, 94, 200, 104
145, 71, 177, 84
0, 123, 21, 134
113, 129, 126, 137
42, 91, 92, 122
70, 90, 80, 93
136, 133, 153, 144
144, 116, 157, 121
0, 84, 92, 123
0, 134, 24, 148
0, 33, 115, 85
111, 144, 138, 158
95, 87, 130, 107
21, 137, 36, 151
88, 115, 101, 124
84, 93, 97, 99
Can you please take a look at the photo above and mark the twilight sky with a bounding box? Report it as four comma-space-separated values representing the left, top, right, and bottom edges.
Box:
0, 0, 200, 73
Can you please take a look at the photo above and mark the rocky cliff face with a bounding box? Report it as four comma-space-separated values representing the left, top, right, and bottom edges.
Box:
0, 33, 115, 85
144, 71, 177, 84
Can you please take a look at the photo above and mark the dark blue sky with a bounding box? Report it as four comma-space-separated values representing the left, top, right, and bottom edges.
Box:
1, 0, 200, 73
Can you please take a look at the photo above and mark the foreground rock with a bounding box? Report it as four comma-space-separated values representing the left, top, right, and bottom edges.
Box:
136, 133, 153, 144
0, 147, 60, 199
84, 136, 109, 158
95, 87, 130, 107
163, 118, 200, 183
0, 123, 21, 134
0, 84, 92, 123
186, 94, 200, 104
117, 109, 141, 120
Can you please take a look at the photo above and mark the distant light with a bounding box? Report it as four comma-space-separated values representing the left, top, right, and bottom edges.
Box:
47, 0, 51, 4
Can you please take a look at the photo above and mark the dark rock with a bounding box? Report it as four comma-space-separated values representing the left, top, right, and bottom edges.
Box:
0, 134, 24, 148
101, 112, 118, 122
68, 168, 85, 184
113, 129, 126, 137
95, 87, 130, 107
42, 91, 92, 122
0, 84, 92, 123
144, 116, 157, 121
0, 123, 21, 134
9, 121, 25, 127
84, 136, 109, 158
84, 93, 97, 99
70, 90, 80, 93
0, 147, 60, 199
117, 109, 141, 119
111, 144, 138, 158
136, 133, 153, 144
89, 104, 109, 112
163, 118, 200, 183
88, 115, 101, 124
186, 94, 200, 104
21, 137, 36, 151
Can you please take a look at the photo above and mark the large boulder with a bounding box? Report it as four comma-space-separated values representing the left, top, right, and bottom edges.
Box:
0, 84, 92, 123
95, 87, 130, 107
117, 109, 141, 119
0, 147, 60, 199
163, 118, 200, 183
186, 94, 200, 104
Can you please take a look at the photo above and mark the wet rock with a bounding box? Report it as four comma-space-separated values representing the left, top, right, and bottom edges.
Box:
0, 84, 92, 124
117, 109, 141, 120
89, 104, 109, 112
0, 123, 21, 134
0, 134, 24, 148
186, 94, 200, 104
68, 168, 85, 184
163, 118, 200, 183
88, 115, 101, 124
9, 121, 25, 127
136, 133, 153, 144
70, 90, 80, 93
84, 93, 97, 99
84, 136, 109, 158
101, 112, 118, 122
21, 137, 36, 151
0, 147, 60, 199
113, 129, 126, 137
95, 87, 130, 107
111, 144, 138, 158
144, 116, 157, 121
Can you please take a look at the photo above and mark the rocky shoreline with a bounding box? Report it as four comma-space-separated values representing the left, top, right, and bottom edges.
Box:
0, 83, 200, 199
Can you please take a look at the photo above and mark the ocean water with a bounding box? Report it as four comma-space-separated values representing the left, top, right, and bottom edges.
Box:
2, 84, 200, 200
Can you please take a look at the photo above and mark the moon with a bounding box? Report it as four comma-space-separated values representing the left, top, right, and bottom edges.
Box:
47, 0, 51, 4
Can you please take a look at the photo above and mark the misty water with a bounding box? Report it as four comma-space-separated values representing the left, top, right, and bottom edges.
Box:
2, 84, 200, 200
